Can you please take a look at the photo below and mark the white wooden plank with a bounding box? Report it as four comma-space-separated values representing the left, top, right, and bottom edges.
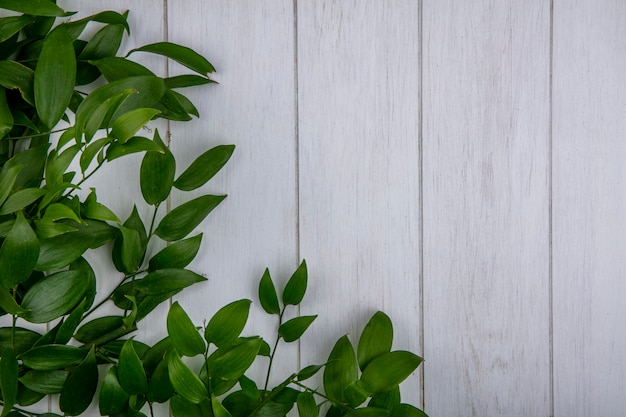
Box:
297, 0, 422, 403
552, 1, 626, 415
167, 0, 299, 386
422, 1, 551, 415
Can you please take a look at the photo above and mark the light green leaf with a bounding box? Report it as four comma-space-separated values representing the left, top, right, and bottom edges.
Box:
148, 233, 202, 271
20, 345, 86, 371
106, 136, 164, 161
0, 347, 17, 417
297, 391, 318, 417
279, 315, 317, 343
20, 270, 89, 323
0, 0, 67, 17
204, 299, 251, 347
19, 370, 69, 394
91, 57, 154, 81
80, 137, 112, 172
110, 108, 160, 143
99, 367, 130, 416
0, 211, 40, 290
0, 87, 13, 139
167, 351, 207, 404
135, 269, 206, 295
173, 145, 235, 191
155, 195, 226, 241
323, 335, 357, 403
282, 260, 307, 306
360, 351, 423, 395
258, 268, 280, 315
358, 311, 393, 371
42, 203, 82, 224
140, 129, 175, 205
64, 11, 129, 40
83, 189, 120, 223
128, 42, 215, 76
205, 338, 262, 396
167, 302, 205, 357
83, 90, 134, 142
390, 404, 428, 417
368, 386, 401, 410
114, 225, 143, 274
118, 339, 148, 395
0, 188, 47, 215
211, 394, 233, 417
34, 25, 76, 129
59, 346, 98, 416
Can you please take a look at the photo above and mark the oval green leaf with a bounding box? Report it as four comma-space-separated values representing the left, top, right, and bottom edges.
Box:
167, 302, 205, 357
135, 269, 206, 296
35, 231, 93, 270
19, 370, 69, 394
360, 351, 423, 395
0, 61, 35, 105
59, 346, 98, 416
167, 351, 207, 404
140, 129, 175, 205
118, 339, 148, 395
0, 87, 13, 139
110, 108, 160, 143
358, 311, 393, 371
0, 188, 46, 215
147, 358, 174, 403
282, 260, 308, 306
323, 335, 357, 403
278, 315, 317, 343
128, 42, 215, 76
20, 345, 86, 371
34, 25, 76, 129
211, 394, 233, 417
173, 145, 235, 191
206, 337, 262, 396
0, 347, 18, 416
258, 268, 280, 315
297, 391, 318, 417
204, 299, 251, 347
0, 211, 40, 290
74, 316, 124, 344
154, 195, 226, 241
0, 0, 66, 16
106, 135, 164, 161
390, 404, 428, 417
148, 234, 202, 271
99, 367, 130, 416
0, 327, 40, 356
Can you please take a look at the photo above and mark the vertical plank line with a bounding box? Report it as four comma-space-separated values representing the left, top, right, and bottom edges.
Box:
548, 0, 555, 416
418, 0, 425, 410
293, 0, 302, 372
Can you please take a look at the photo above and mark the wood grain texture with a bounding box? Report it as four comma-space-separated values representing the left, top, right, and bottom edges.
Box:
166, 0, 299, 385
297, 0, 422, 403
552, 1, 626, 416
422, 1, 551, 415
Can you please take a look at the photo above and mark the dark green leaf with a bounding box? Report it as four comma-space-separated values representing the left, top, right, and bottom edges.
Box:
82, 90, 134, 142
360, 351, 423, 395
167, 351, 207, 404
279, 315, 317, 343
344, 380, 369, 407
170, 395, 209, 417
113, 225, 143, 274
44, 145, 80, 188
0, 211, 39, 289
323, 335, 357, 403
74, 316, 124, 344
20, 345, 86, 371
154, 89, 193, 121
20, 270, 89, 323
204, 299, 251, 347
0, 61, 35, 105
0, 188, 47, 215
147, 358, 174, 403
258, 268, 280, 315
106, 136, 164, 161
0, 165, 23, 207
0, 327, 40, 356
282, 260, 307, 306
128, 42, 215, 76
91, 57, 154, 81
118, 339, 148, 395
34, 25, 76, 129
0, 16, 33, 43
140, 129, 175, 205
59, 346, 98, 416
0, 347, 18, 417
0, 0, 67, 16
142, 337, 172, 373
64, 11, 129, 39
16, 386, 45, 407
99, 367, 130, 416
135, 269, 206, 295
0, 87, 12, 139
390, 404, 428, 417
35, 230, 93, 270
110, 108, 160, 143
155, 195, 226, 241
167, 302, 205, 357
19, 370, 68, 394
148, 234, 202, 271
348, 408, 390, 417
76, 23, 125, 85
368, 387, 401, 410
238, 375, 260, 400
358, 311, 393, 371
297, 391, 318, 417
54, 299, 87, 344
165, 74, 214, 89
173, 145, 235, 191
206, 338, 262, 396
297, 364, 325, 382
83, 189, 120, 222
1, 144, 48, 192
0, 289, 26, 315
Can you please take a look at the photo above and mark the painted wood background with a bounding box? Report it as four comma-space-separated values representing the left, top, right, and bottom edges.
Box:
9, 0, 626, 416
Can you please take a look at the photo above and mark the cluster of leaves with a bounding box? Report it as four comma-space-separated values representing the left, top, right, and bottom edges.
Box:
0, 1, 234, 416
122, 261, 427, 417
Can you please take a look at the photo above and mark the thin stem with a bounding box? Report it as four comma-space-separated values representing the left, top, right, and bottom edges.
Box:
82, 273, 135, 320
263, 307, 286, 392
147, 204, 160, 237
6, 127, 71, 141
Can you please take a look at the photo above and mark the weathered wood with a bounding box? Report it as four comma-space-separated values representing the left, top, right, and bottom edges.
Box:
422, 1, 551, 415
297, 0, 422, 403
552, 1, 626, 416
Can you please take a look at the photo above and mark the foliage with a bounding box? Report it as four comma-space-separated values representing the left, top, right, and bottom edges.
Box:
0, 2, 427, 417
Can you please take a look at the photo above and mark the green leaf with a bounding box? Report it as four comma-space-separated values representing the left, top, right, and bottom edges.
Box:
0, 327, 40, 356
55, 299, 87, 344
118, 339, 148, 395
345, 380, 370, 407
64, 11, 129, 40
19, 370, 68, 394
297, 364, 325, 382
0, 16, 33, 43
36, 229, 93, 270
323, 335, 357, 403
165, 74, 214, 89
1, 143, 48, 192
0, 87, 13, 139
148, 234, 202, 271
91, 57, 154, 81
0, 61, 35, 105
34, 25, 76, 129
147, 358, 174, 403
282, 260, 308, 306
0, 164, 23, 207
0, 188, 47, 215
20, 345, 86, 371
80, 137, 112, 172
82, 90, 134, 142
0, 348, 18, 417
0, 0, 67, 16
297, 391, 318, 417
0, 211, 40, 289
360, 351, 423, 395
110, 108, 161, 143
128, 42, 215, 76
99, 367, 130, 416
167, 302, 205, 357
113, 225, 143, 274
42, 203, 82, 224
140, 129, 175, 205
238, 375, 260, 400
106, 136, 164, 161
20, 270, 89, 323
76, 23, 125, 85
154, 195, 226, 241
74, 316, 124, 344
368, 387, 400, 410
167, 351, 207, 404
59, 346, 98, 416
348, 407, 391, 417
204, 299, 251, 347
170, 395, 210, 417
279, 315, 317, 343
258, 268, 280, 315
205, 338, 262, 396
211, 394, 233, 417
45, 145, 80, 188
0, 289, 26, 315
83, 189, 120, 222
358, 311, 393, 371
135, 269, 206, 295
390, 404, 428, 417
173, 145, 235, 191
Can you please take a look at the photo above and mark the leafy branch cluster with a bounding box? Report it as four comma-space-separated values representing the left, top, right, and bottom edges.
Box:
0, 2, 428, 417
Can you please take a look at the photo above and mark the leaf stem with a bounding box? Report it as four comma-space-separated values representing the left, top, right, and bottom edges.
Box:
82, 273, 135, 319
6, 127, 70, 141
147, 203, 160, 237
263, 306, 286, 392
